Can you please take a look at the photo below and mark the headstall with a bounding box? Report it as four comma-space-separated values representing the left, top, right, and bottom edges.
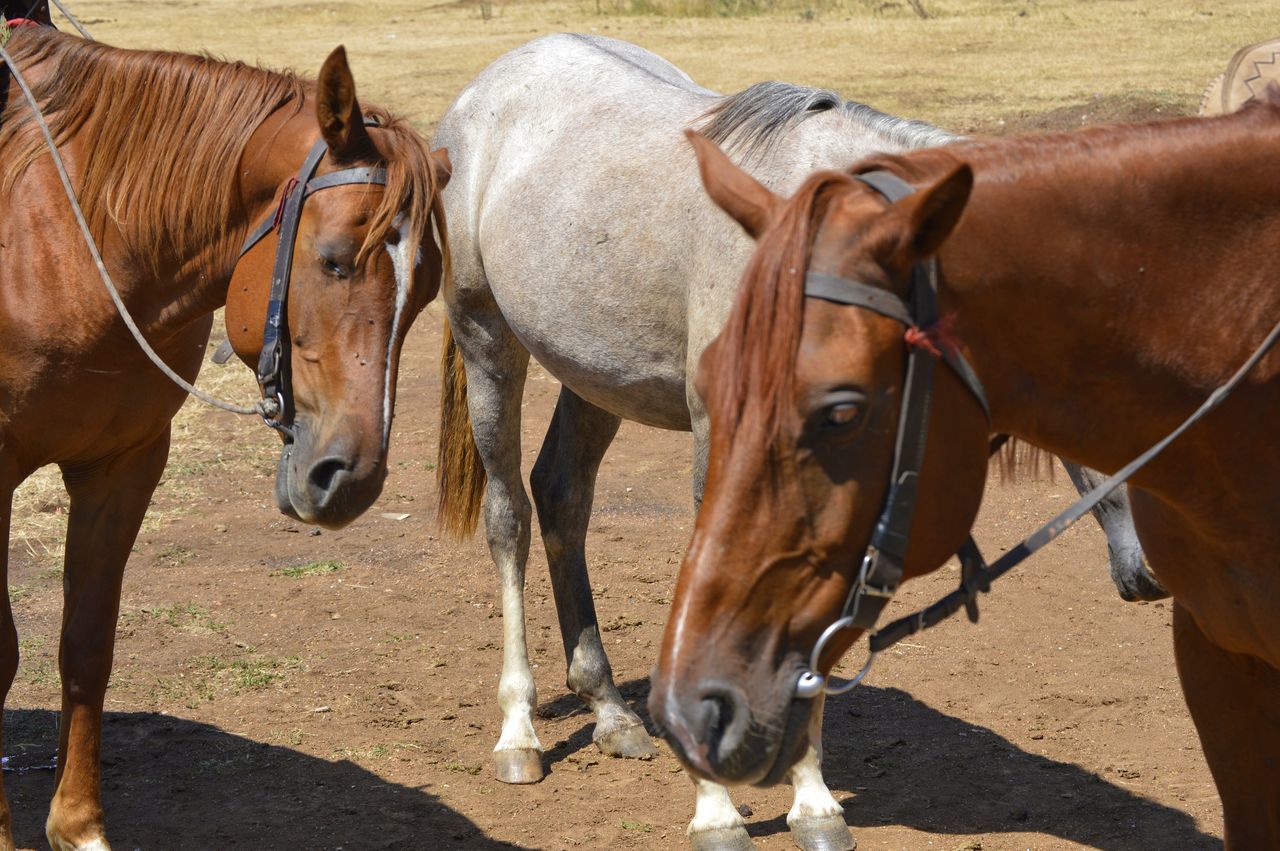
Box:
238, 118, 388, 436
792, 169, 1280, 700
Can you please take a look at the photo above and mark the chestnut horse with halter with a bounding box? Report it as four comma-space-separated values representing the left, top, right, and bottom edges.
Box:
0, 26, 448, 850
651, 97, 1280, 846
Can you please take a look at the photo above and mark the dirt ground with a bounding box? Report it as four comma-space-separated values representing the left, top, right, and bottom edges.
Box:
6, 312, 1225, 851
5, 0, 1258, 848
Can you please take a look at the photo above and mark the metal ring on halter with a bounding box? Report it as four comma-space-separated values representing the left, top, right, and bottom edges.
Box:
793, 615, 879, 699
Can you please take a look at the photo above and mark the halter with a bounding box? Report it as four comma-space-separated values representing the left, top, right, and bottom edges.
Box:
237, 120, 388, 436
792, 170, 990, 698
793, 170, 1280, 700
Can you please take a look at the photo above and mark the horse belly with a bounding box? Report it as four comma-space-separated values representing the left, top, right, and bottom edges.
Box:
515, 315, 693, 432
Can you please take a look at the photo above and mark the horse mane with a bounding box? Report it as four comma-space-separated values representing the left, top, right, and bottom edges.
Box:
707, 169, 858, 449
698, 80, 955, 159
0, 28, 443, 275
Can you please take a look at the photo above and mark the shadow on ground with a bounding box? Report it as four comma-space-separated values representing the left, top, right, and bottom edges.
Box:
3, 708, 525, 851
612, 679, 1219, 851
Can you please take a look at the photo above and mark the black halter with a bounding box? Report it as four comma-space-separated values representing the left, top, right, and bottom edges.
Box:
237, 121, 388, 436
793, 169, 1280, 700
793, 172, 989, 695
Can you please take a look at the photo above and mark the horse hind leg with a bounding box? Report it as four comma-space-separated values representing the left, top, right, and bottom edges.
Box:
46, 432, 171, 851
530, 388, 655, 759
1061, 461, 1168, 601
446, 308, 542, 784
786, 694, 854, 851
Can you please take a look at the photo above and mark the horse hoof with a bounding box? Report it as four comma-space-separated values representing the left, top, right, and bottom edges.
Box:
789, 815, 855, 851
688, 826, 756, 851
493, 748, 544, 784
1110, 553, 1170, 602
596, 723, 659, 759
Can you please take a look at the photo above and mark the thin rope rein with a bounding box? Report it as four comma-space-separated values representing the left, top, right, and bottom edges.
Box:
0, 27, 268, 417
46, 0, 90, 39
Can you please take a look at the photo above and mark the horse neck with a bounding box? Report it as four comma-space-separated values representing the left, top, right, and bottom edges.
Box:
940, 114, 1280, 475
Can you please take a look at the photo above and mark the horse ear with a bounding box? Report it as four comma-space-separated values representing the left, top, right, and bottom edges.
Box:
316, 46, 371, 159
886, 162, 973, 262
686, 129, 781, 240
430, 148, 453, 191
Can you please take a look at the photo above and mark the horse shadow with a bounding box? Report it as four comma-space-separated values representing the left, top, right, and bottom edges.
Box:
590, 679, 1220, 850
2, 707, 527, 851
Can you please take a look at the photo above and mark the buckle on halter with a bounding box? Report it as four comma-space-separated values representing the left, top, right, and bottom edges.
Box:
855, 548, 898, 599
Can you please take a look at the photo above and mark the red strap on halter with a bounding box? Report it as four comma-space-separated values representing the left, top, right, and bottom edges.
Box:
904, 315, 959, 358
4, 17, 42, 27
270, 178, 299, 231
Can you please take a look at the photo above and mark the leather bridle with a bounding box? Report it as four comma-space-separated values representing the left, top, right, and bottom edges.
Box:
792, 168, 1280, 700
790, 170, 990, 698
237, 118, 388, 437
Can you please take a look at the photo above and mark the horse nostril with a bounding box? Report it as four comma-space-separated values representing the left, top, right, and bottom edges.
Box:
692, 681, 750, 764
307, 456, 352, 500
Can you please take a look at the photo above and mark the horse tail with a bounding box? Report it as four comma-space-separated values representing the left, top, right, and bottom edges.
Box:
437, 319, 486, 538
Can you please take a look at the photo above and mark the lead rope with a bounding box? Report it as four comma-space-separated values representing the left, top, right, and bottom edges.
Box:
864, 307, 1280, 655
46, 0, 90, 39
0, 25, 268, 418
806, 290, 1280, 696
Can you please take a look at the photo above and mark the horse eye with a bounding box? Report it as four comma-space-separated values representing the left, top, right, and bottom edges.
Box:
826, 402, 861, 428
321, 257, 350, 279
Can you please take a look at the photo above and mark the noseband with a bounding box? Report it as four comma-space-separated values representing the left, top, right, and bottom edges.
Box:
237, 119, 388, 437
794, 170, 990, 698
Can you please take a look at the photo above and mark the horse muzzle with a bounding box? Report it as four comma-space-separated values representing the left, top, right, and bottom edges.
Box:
273, 423, 387, 529
649, 660, 813, 786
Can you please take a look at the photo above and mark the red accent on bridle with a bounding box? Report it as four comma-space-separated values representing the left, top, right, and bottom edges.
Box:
904, 314, 959, 358
270, 178, 299, 231
4, 17, 42, 27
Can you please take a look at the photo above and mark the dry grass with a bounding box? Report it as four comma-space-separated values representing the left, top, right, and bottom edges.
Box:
55, 0, 1274, 134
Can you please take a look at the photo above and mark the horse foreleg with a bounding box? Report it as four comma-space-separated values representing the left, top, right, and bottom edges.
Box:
1173, 603, 1280, 848
687, 776, 753, 851
46, 433, 170, 851
0, 486, 18, 851
448, 313, 542, 784
531, 389, 654, 759
786, 694, 853, 851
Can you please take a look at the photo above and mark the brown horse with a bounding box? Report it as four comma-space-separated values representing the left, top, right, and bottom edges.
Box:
0, 28, 448, 850
650, 100, 1280, 847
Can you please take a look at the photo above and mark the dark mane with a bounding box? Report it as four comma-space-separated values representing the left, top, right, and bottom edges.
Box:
0, 28, 443, 274
698, 80, 955, 159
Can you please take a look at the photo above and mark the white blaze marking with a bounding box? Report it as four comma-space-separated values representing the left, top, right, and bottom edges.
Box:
382, 216, 418, 452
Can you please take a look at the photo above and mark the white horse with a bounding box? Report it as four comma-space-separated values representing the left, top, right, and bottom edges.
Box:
432, 33, 1162, 850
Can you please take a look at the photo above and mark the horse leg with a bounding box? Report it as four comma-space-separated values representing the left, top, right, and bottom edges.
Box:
46, 432, 170, 851
1061, 461, 1167, 601
1173, 603, 1280, 847
786, 694, 853, 851
688, 777, 754, 851
448, 310, 541, 784
676, 400, 754, 850
0, 485, 19, 851
530, 388, 655, 759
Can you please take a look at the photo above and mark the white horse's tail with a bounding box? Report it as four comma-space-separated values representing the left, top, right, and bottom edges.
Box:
437, 319, 486, 538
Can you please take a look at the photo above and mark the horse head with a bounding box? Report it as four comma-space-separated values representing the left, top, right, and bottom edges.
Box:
226, 47, 450, 529
650, 131, 989, 785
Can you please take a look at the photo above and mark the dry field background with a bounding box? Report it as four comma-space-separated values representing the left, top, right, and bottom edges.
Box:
5, 1, 1278, 849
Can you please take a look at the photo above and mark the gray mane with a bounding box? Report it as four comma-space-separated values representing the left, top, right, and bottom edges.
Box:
700, 80, 956, 156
